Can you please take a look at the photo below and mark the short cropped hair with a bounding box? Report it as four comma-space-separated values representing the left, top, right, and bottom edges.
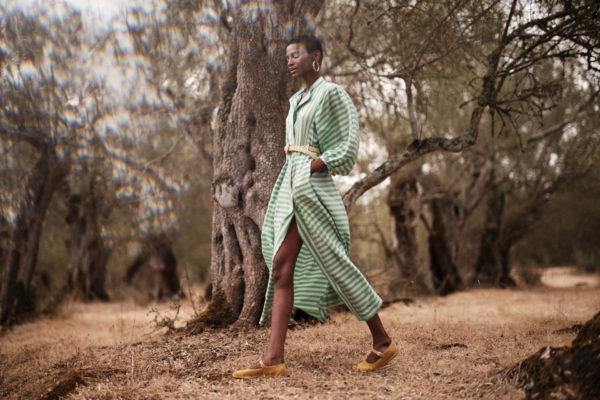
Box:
288, 34, 324, 66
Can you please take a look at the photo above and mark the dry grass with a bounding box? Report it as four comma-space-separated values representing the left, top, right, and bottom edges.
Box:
1, 269, 599, 399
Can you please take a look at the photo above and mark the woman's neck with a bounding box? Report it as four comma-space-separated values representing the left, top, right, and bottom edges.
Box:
303, 73, 320, 91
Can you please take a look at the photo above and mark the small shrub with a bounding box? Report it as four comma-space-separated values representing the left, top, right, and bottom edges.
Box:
148, 298, 181, 331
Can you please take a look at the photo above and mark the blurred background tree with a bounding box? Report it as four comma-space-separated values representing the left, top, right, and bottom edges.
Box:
0, 3, 195, 324
321, 0, 599, 296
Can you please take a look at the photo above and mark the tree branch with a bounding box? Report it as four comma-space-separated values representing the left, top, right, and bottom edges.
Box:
343, 134, 476, 210
0, 125, 49, 150
144, 133, 186, 168
342, 1, 530, 212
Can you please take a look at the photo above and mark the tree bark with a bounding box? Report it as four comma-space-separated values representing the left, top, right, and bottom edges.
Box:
427, 196, 464, 295
418, 160, 494, 293
65, 176, 110, 301
0, 148, 67, 325
474, 191, 504, 285
386, 175, 428, 292
0, 218, 8, 281
473, 189, 523, 287
125, 235, 181, 300
209, 2, 324, 325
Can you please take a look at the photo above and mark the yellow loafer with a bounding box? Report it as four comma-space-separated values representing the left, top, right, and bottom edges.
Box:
353, 340, 398, 372
232, 360, 286, 379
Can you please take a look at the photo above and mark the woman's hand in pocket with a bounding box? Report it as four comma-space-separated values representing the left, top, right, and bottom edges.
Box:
310, 158, 326, 175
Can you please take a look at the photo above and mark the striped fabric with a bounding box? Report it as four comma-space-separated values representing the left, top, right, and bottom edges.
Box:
260, 77, 382, 324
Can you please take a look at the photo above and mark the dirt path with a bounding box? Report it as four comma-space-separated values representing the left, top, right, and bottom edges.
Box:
1, 283, 599, 399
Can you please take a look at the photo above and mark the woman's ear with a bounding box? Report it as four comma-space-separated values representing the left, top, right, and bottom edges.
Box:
314, 50, 322, 64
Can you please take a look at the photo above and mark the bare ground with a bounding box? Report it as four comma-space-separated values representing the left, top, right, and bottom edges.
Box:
1, 270, 599, 399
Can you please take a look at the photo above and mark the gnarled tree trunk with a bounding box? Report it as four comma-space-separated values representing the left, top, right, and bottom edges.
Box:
0, 148, 67, 325
386, 175, 429, 292
125, 235, 181, 300
428, 196, 464, 295
474, 187, 540, 288
421, 162, 493, 294
65, 176, 110, 300
0, 217, 8, 281
209, 2, 324, 325
473, 191, 508, 285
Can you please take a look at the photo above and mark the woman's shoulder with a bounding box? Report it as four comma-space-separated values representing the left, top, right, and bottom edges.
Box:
287, 79, 349, 101
319, 81, 355, 108
320, 79, 346, 93
316, 80, 352, 104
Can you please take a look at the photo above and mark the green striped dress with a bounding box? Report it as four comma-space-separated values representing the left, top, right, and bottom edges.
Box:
260, 77, 382, 324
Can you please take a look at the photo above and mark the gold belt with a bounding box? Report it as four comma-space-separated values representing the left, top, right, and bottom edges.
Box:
284, 144, 321, 160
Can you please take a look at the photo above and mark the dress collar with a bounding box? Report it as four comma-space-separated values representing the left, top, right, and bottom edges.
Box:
290, 76, 325, 105
308, 76, 324, 92
290, 77, 325, 105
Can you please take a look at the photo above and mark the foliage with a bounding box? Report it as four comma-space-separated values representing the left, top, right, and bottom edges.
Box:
0, 4, 187, 238
0, 2, 212, 322
318, 0, 600, 281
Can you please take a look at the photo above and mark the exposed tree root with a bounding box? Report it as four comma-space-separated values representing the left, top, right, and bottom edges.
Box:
505, 312, 600, 399
182, 284, 235, 335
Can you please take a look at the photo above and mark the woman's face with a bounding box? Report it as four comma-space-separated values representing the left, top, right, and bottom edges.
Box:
286, 42, 318, 78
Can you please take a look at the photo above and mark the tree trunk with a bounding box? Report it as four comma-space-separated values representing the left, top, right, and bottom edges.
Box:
0, 148, 67, 325
428, 197, 464, 295
149, 239, 180, 299
125, 235, 181, 300
65, 176, 110, 301
209, 2, 323, 325
473, 191, 516, 287
386, 175, 429, 292
0, 218, 8, 281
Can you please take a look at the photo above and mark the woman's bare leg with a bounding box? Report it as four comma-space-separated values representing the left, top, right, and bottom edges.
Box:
251, 217, 303, 367
245, 216, 390, 366
263, 217, 303, 364
365, 314, 392, 363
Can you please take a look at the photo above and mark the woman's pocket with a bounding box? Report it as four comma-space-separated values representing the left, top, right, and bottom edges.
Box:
291, 158, 313, 199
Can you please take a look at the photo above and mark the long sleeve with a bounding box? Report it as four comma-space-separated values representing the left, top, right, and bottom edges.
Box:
315, 85, 359, 176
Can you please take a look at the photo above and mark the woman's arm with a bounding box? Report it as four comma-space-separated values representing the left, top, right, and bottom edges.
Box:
315, 85, 359, 176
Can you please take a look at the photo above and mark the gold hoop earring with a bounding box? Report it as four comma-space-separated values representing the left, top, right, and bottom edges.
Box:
312, 59, 320, 72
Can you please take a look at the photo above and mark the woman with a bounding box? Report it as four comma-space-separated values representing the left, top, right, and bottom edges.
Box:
233, 35, 396, 378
